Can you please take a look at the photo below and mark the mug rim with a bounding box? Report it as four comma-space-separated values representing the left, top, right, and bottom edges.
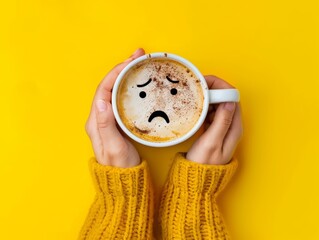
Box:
112, 52, 209, 147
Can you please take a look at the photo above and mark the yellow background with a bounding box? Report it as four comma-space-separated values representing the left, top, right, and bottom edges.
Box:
1, 0, 318, 239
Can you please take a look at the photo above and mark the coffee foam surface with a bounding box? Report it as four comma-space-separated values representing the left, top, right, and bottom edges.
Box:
117, 58, 204, 142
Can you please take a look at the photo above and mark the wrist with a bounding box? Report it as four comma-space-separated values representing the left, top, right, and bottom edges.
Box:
186, 150, 231, 165
97, 151, 141, 168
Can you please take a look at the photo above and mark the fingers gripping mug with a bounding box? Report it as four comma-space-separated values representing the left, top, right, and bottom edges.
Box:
112, 53, 240, 147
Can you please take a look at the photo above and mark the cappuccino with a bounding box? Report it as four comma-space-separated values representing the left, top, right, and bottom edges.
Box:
117, 58, 204, 142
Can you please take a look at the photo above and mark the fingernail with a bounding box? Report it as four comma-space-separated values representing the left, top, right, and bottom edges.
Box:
132, 48, 140, 56
224, 102, 235, 111
124, 49, 140, 62
97, 99, 107, 112
124, 57, 133, 62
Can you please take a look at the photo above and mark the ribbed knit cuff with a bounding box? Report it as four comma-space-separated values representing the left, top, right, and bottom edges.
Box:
168, 153, 238, 197
89, 157, 151, 197
81, 158, 154, 239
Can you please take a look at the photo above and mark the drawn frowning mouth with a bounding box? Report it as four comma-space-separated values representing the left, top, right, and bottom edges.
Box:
148, 111, 170, 123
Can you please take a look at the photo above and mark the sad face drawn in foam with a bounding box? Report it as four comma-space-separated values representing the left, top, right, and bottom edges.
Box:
138, 75, 178, 124
117, 59, 204, 142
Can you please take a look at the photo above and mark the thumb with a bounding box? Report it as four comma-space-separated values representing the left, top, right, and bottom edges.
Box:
95, 99, 122, 142
204, 102, 236, 145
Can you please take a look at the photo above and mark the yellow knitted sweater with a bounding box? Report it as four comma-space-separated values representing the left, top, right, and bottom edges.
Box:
78, 152, 238, 240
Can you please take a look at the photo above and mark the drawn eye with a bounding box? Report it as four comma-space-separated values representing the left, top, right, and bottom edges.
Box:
139, 91, 146, 98
170, 88, 178, 95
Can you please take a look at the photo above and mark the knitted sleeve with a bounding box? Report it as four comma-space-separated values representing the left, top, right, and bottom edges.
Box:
159, 153, 238, 240
78, 157, 154, 240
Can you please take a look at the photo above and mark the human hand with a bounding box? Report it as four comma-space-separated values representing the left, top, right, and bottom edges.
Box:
85, 48, 145, 167
186, 75, 243, 165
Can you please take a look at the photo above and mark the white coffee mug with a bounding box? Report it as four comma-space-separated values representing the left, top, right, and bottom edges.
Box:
112, 52, 240, 147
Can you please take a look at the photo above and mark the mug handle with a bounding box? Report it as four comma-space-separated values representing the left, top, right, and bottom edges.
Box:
208, 89, 240, 103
